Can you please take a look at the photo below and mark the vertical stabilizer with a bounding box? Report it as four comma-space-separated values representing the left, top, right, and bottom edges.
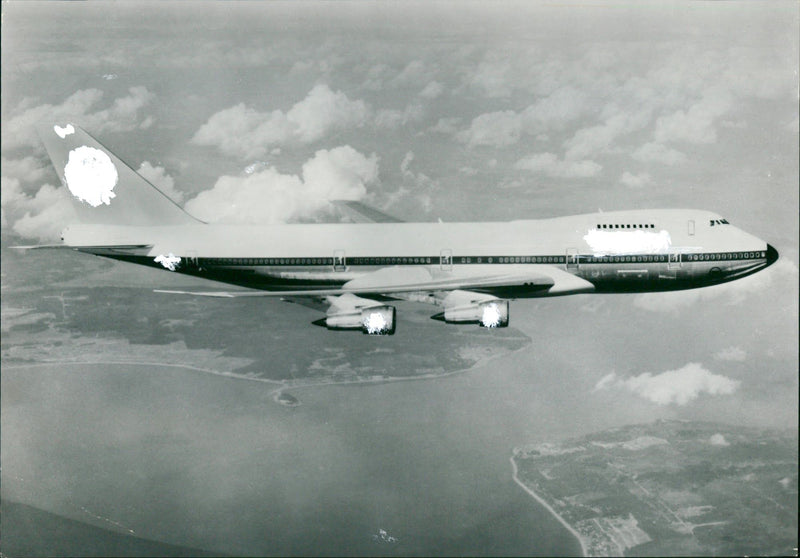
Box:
37, 123, 201, 226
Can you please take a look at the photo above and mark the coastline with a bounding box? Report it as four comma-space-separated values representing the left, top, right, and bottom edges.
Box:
510, 455, 589, 558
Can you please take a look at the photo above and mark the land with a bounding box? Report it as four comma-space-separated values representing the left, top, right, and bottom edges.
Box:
511, 420, 798, 556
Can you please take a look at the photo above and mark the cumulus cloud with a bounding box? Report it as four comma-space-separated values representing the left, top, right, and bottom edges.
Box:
184, 145, 378, 224
654, 88, 735, 145
714, 346, 747, 362
514, 152, 602, 178
374, 104, 424, 130
466, 57, 512, 98
1, 156, 50, 184
137, 162, 184, 204
191, 84, 369, 158
522, 86, 590, 132
428, 117, 462, 134
419, 81, 445, 99
620, 171, 652, 188
3, 87, 155, 151
457, 110, 522, 148
457, 87, 594, 149
1, 177, 77, 240
399, 151, 438, 189
631, 142, 687, 165
595, 363, 740, 406
564, 107, 653, 160
390, 60, 435, 88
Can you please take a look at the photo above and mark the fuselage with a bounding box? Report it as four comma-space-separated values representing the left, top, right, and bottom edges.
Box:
63, 208, 777, 296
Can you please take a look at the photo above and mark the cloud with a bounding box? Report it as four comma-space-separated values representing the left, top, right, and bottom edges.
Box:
419, 81, 445, 99
457, 110, 522, 148
521, 86, 590, 132
653, 86, 735, 145
191, 84, 369, 158
184, 145, 378, 224
456, 87, 592, 149
714, 346, 747, 362
428, 117, 462, 134
466, 57, 512, 98
709, 433, 730, 446
374, 104, 424, 130
514, 152, 602, 178
620, 171, 652, 188
3, 87, 155, 152
137, 162, 184, 204
2, 176, 77, 240
1, 156, 50, 184
390, 60, 434, 88
563, 107, 653, 160
399, 151, 438, 189
595, 363, 740, 406
631, 142, 687, 165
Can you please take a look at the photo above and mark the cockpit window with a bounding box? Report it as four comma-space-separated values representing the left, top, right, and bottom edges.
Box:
710, 219, 730, 226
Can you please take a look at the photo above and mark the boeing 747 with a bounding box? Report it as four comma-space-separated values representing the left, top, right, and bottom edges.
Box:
29, 123, 779, 334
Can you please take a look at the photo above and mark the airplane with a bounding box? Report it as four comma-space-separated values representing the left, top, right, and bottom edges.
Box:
28, 123, 779, 335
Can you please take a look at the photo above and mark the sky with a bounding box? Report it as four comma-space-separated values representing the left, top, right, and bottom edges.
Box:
1, 2, 798, 553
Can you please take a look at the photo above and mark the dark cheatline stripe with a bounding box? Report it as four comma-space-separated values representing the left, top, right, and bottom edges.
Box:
192, 250, 765, 267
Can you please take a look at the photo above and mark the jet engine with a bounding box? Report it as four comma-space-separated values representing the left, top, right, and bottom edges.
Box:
437, 290, 509, 328
324, 294, 396, 335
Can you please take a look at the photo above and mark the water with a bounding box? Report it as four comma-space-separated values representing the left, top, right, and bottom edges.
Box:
2, 360, 582, 556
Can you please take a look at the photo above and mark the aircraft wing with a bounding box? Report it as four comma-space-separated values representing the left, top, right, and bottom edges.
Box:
331, 200, 403, 223
155, 265, 594, 298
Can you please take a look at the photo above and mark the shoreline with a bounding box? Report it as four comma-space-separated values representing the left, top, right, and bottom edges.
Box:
509, 455, 589, 558
2, 330, 532, 399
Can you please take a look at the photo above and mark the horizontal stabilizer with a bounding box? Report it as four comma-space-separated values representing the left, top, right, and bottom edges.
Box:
9, 244, 73, 251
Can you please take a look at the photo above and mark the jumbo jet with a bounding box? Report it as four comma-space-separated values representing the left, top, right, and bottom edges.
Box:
30, 123, 778, 334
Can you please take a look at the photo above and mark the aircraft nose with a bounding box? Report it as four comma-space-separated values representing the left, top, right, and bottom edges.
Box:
766, 244, 779, 267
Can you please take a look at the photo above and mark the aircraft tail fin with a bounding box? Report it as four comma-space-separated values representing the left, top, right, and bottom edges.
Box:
37, 123, 201, 226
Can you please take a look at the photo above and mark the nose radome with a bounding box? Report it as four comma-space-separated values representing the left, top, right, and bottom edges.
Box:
766, 244, 779, 267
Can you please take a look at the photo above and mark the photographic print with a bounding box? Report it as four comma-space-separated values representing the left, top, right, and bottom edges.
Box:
2, 1, 797, 556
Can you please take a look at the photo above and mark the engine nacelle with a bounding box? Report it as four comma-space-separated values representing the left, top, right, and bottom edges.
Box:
325, 305, 396, 335
443, 299, 509, 328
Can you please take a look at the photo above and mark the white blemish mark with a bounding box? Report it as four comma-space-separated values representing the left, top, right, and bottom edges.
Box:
54, 124, 75, 138
63, 146, 119, 206
709, 433, 730, 446
102, 73, 118, 80
155, 253, 181, 271
364, 311, 388, 334
583, 229, 671, 256
372, 528, 398, 544
480, 302, 502, 328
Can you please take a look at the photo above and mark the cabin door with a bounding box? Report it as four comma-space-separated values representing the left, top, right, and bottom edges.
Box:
440, 249, 453, 271
333, 250, 346, 272
566, 248, 579, 270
